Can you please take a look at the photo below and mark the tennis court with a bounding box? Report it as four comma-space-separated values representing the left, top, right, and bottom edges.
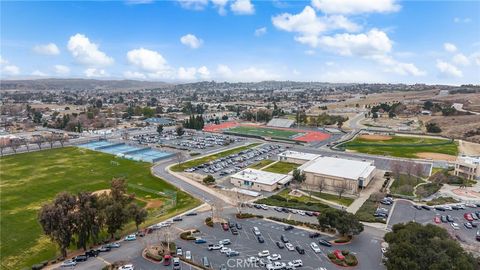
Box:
78, 141, 173, 163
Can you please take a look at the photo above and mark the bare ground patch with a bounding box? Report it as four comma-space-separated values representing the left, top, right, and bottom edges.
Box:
145, 199, 163, 209
415, 152, 457, 161
459, 140, 480, 155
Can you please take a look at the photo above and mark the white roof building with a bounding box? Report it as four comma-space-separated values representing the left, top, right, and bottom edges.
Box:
300, 156, 376, 181
230, 168, 292, 192
278, 150, 321, 164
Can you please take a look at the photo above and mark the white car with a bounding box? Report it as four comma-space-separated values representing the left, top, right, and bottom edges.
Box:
288, 260, 303, 267
61, 260, 77, 267
451, 222, 460, 230
220, 247, 231, 254
465, 203, 477, 208
258, 250, 270, 257
124, 234, 136, 241
266, 262, 286, 270
208, 244, 223, 251
310, 242, 321, 253
219, 239, 231, 245
118, 264, 134, 270
267, 254, 282, 261
185, 250, 192, 260
298, 210, 306, 216
443, 205, 453, 211
285, 243, 295, 251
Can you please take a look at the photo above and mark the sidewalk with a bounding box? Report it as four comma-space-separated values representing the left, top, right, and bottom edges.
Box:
346, 172, 385, 214
295, 189, 344, 209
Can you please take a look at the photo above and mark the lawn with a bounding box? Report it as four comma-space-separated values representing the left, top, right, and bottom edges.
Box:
256, 188, 331, 212
262, 161, 299, 174
390, 174, 425, 196
354, 195, 386, 224
416, 183, 442, 198
170, 143, 261, 172
227, 126, 300, 139
302, 190, 354, 206
248, 159, 275, 170
0, 147, 198, 270
426, 197, 459, 206
339, 135, 458, 158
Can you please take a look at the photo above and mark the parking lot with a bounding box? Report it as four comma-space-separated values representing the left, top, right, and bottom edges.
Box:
185, 144, 285, 179
388, 200, 480, 244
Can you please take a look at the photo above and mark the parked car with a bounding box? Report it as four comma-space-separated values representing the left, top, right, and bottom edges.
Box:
435, 206, 446, 211
208, 244, 223, 251
310, 242, 321, 253
443, 205, 453, 211
464, 222, 473, 229
318, 239, 332, 247
186, 212, 197, 216
476, 230, 480, 241
421, 205, 431, 210
97, 246, 111, 252
231, 228, 239, 235
202, 257, 210, 268
281, 234, 289, 243
434, 216, 441, 224
413, 205, 422, 210
195, 238, 207, 244
266, 262, 286, 270
105, 242, 120, 248
295, 246, 305, 254
176, 247, 183, 256
85, 249, 99, 257
258, 250, 270, 257
124, 234, 136, 241
185, 250, 192, 260
309, 232, 320, 238
451, 222, 460, 230
276, 241, 285, 249
464, 213, 474, 221
73, 255, 88, 262
284, 225, 294, 231
118, 264, 134, 270
441, 215, 447, 223
257, 236, 265, 243
447, 215, 454, 222
333, 250, 345, 260
61, 260, 77, 267
288, 260, 303, 268
285, 243, 295, 251
267, 254, 282, 261
173, 216, 183, 222
219, 239, 231, 245
172, 258, 181, 270
222, 223, 229, 231
226, 250, 240, 257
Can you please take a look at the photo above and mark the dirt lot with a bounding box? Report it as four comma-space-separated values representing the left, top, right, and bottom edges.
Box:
415, 152, 457, 161
420, 114, 480, 143
459, 140, 480, 155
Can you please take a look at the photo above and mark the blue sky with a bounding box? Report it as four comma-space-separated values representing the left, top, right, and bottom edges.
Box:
1, 0, 479, 84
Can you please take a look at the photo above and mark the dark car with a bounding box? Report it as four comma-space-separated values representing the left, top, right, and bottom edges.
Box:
228, 221, 236, 228
276, 241, 285, 249
236, 223, 242, 230
441, 215, 447, 223
318, 239, 332, 247
447, 215, 454, 222
173, 217, 183, 222
137, 230, 145, 237
421, 205, 431, 210
254, 204, 262, 209
435, 206, 446, 211
295, 246, 305, 254
85, 249, 99, 257
257, 236, 265, 243
305, 211, 313, 216
186, 212, 198, 216
309, 232, 321, 238
413, 205, 422, 210
231, 228, 239, 235
74, 255, 88, 262
281, 235, 289, 243
452, 205, 460, 210
284, 225, 294, 231
282, 208, 290, 213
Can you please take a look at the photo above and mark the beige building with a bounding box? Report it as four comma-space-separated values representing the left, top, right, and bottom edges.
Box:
277, 150, 321, 164
230, 169, 292, 192
299, 156, 376, 195
454, 156, 480, 181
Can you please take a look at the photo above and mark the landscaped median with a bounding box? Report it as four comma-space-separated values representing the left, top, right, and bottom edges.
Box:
170, 143, 261, 172
255, 188, 331, 213
261, 161, 299, 174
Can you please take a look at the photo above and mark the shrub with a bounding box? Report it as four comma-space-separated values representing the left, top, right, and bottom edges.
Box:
334, 236, 352, 243
345, 254, 358, 266
205, 217, 214, 227
203, 175, 215, 185
180, 230, 199, 240
327, 253, 336, 260
341, 250, 350, 256
236, 213, 263, 219
146, 250, 162, 261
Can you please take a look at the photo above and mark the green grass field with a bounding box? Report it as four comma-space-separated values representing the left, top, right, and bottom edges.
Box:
390, 174, 425, 196
227, 126, 300, 139
0, 147, 198, 270
170, 143, 261, 172
262, 161, 299, 174
302, 190, 354, 206
248, 159, 275, 170
340, 135, 458, 158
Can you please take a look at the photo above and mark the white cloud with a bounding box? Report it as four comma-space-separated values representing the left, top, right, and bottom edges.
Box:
292, 69, 301, 75
231, 0, 254, 15
211, 0, 228, 15
31, 70, 48, 77
67, 34, 114, 66
216, 64, 234, 78
471, 52, 480, 66
84, 68, 108, 78
453, 17, 471, 23
180, 34, 203, 49
319, 69, 384, 83
443, 42, 457, 53
370, 55, 425, 76
311, 0, 400, 14
33, 43, 60, 55
125, 0, 154, 4
177, 0, 209, 10
126, 48, 169, 73
54, 65, 70, 75
215, 64, 277, 82
317, 29, 392, 56
452, 53, 470, 66
0, 56, 20, 76
123, 71, 147, 80
436, 60, 462, 77
305, 50, 316, 55
177, 67, 198, 80
272, 6, 360, 48
197, 66, 210, 79
255, 27, 267, 37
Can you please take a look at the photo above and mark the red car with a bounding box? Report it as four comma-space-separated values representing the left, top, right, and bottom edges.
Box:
434, 216, 441, 224
222, 223, 229, 231
312, 212, 320, 216
333, 250, 345, 260
464, 213, 474, 221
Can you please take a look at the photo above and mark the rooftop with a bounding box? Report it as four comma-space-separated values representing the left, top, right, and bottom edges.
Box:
230, 168, 292, 185
278, 150, 321, 161
458, 155, 480, 165
301, 156, 376, 181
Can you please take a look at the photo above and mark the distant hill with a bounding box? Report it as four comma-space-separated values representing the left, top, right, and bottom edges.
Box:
0, 78, 171, 91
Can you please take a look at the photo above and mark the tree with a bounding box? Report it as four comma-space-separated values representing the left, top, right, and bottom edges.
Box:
32, 135, 44, 149
38, 192, 77, 258
74, 192, 100, 251
317, 208, 363, 237
128, 203, 148, 231
384, 222, 476, 270
292, 169, 306, 190
176, 125, 185, 136
203, 175, 216, 185
426, 122, 442, 133
317, 178, 326, 194
100, 178, 134, 239
157, 125, 164, 135
58, 133, 69, 147
334, 181, 348, 199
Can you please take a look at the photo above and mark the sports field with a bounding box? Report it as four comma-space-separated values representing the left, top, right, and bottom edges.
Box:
340, 135, 458, 159
227, 126, 301, 139
0, 147, 198, 270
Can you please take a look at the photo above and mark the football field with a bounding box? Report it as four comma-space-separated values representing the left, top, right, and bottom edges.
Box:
227, 125, 302, 139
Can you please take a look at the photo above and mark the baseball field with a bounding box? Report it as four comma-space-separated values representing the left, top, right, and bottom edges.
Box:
0, 147, 198, 270
340, 134, 458, 159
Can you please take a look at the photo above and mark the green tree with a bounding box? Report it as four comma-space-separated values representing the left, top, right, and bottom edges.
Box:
38, 192, 77, 258
203, 175, 216, 185
74, 192, 100, 251
292, 169, 306, 190
426, 122, 442, 133
157, 124, 164, 135
176, 125, 185, 136
128, 203, 148, 231
317, 208, 364, 237
384, 222, 476, 270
